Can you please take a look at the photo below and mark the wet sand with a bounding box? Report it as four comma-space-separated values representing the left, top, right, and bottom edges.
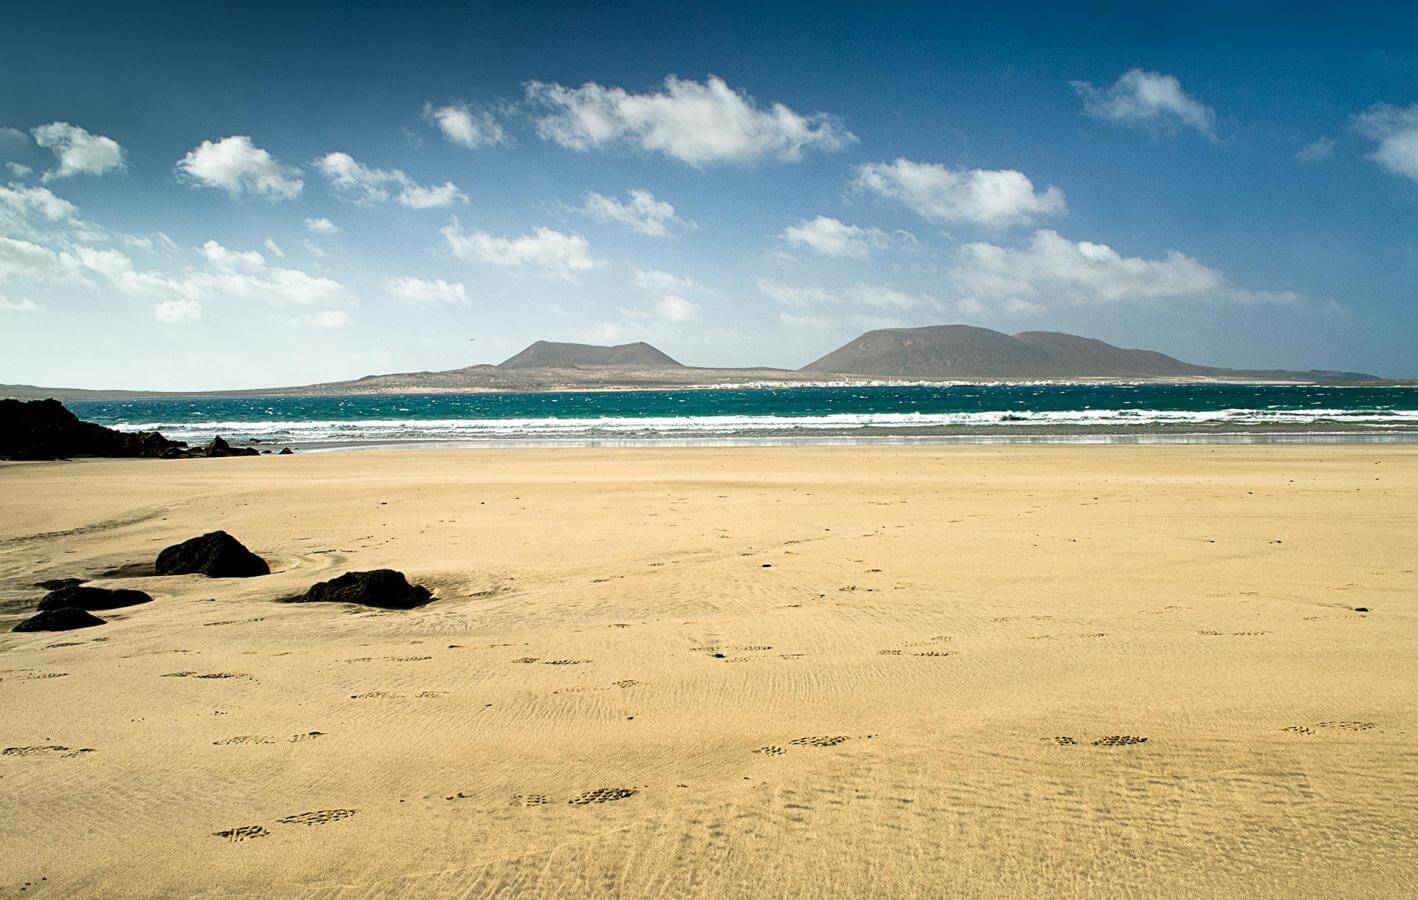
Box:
1, 446, 1415, 897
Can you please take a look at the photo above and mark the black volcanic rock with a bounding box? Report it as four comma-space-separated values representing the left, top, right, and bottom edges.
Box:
14, 607, 107, 632
292, 569, 432, 609
499, 340, 681, 369
278, 447, 294, 455
0, 398, 191, 460
202, 436, 259, 457
155, 531, 270, 578
37, 585, 153, 612
35, 578, 85, 591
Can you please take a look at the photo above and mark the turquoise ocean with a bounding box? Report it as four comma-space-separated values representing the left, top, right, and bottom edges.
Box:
65, 384, 1418, 448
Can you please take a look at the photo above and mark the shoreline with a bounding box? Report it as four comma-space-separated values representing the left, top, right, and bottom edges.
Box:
284, 428, 1418, 453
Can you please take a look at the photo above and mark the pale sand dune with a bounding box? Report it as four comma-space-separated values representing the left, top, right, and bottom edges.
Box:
0, 446, 1415, 897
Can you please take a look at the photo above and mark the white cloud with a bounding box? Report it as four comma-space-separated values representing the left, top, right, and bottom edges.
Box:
0, 184, 77, 222
781, 215, 913, 259
301, 309, 351, 328
633, 269, 698, 295
854, 159, 1066, 228
441, 220, 599, 281
0, 293, 40, 312
177, 136, 303, 200
758, 278, 937, 312
424, 102, 507, 148
580, 188, 686, 236
7, 163, 33, 178
629, 268, 704, 322
385, 276, 468, 305
119, 231, 178, 254
305, 216, 339, 235
64, 240, 347, 323
651, 294, 700, 322
949, 229, 1299, 309
398, 181, 465, 209
779, 311, 905, 331
154, 297, 203, 323
1070, 69, 1217, 139
0, 235, 63, 280
844, 284, 934, 310
314, 152, 396, 204
525, 75, 856, 166
315, 151, 467, 208
263, 237, 285, 259
199, 239, 265, 269
1353, 103, 1418, 181
757, 278, 837, 308
1296, 136, 1335, 163
32, 122, 126, 179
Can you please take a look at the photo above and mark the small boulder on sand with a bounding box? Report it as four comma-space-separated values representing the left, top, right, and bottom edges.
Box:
35, 578, 85, 591
14, 608, 107, 632
291, 570, 432, 609
202, 436, 259, 458
155, 531, 270, 578
37, 585, 153, 612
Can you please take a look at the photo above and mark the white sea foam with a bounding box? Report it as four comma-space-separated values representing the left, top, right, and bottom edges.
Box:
103, 407, 1418, 445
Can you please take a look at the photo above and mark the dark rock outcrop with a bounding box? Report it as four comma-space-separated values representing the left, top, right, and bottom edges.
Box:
37, 585, 153, 612
155, 531, 270, 578
202, 436, 259, 458
0, 398, 190, 460
278, 447, 294, 455
291, 570, 432, 609
35, 578, 85, 591
13, 607, 107, 632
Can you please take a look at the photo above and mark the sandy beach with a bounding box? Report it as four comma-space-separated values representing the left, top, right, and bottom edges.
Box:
1, 445, 1415, 897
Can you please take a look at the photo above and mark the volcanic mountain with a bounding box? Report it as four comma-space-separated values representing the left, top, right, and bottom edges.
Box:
0, 329, 1385, 400
498, 341, 682, 369
802, 325, 1376, 382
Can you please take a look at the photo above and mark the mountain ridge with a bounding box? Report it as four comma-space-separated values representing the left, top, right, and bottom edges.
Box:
803, 325, 1376, 382
0, 326, 1388, 399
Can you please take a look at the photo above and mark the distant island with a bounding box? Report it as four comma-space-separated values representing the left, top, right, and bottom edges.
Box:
0, 326, 1384, 400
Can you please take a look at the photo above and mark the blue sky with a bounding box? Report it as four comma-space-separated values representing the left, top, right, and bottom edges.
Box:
2, 1, 1416, 388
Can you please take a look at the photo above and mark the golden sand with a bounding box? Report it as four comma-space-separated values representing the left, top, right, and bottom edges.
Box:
1, 446, 1415, 897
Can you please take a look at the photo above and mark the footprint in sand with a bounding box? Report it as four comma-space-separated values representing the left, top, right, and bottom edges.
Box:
568, 787, 637, 805
1091, 735, 1148, 747
2, 745, 94, 758
1284, 721, 1377, 735
278, 809, 357, 826
215, 732, 324, 746
1046, 736, 1078, 746
508, 794, 550, 807
213, 735, 277, 746
164, 672, 249, 680
754, 746, 787, 756
213, 825, 269, 842
790, 736, 849, 747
